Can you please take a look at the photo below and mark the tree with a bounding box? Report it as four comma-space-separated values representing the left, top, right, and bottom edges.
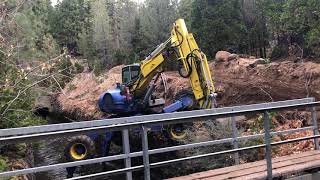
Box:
0, 0, 76, 128
241, 0, 268, 57
110, 0, 139, 64
91, 0, 112, 66
139, 0, 179, 57
259, 0, 320, 58
50, 0, 90, 52
190, 0, 248, 57
177, 0, 193, 27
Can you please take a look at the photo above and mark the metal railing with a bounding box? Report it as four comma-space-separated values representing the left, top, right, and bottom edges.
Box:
0, 98, 320, 180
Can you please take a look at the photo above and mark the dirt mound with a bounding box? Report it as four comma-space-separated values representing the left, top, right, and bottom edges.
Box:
213, 59, 320, 106
57, 65, 123, 120
55, 56, 320, 120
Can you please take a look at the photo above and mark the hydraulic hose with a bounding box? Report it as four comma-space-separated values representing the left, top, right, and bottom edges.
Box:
178, 55, 193, 78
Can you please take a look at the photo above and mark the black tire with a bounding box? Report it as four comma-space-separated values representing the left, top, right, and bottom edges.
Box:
64, 135, 96, 162
166, 123, 192, 142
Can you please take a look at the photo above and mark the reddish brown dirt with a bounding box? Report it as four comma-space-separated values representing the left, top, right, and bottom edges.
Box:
212, 59, 320, 106
56, 57, 320, 120
57, 65, 123, 120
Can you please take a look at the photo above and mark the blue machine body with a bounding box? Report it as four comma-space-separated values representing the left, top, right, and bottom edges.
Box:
98, 85, 134, 114
163, 96, 193, 113
97, 84, 194, 155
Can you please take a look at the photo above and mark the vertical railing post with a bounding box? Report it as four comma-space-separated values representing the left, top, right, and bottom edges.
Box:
311, 106, 319, 150
141, 125, 151, 180
263, 111, 272, 180
122, 129, 132, 180
231, 116, 240, 165
264, 111, 272, 180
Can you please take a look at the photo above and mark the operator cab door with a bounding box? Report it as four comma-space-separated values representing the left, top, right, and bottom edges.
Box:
122, 64, 140, 85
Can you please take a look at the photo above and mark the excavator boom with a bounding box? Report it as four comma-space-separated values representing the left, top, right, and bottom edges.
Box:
128, 19, 216, 109
171, 19, 216, 108
98, 19, 216, 115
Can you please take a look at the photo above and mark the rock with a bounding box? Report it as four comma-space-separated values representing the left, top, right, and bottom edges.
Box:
238, 58, 254, 67
215, 51, 231, 61
228, 53, 239, 61
237, 58, 266, 68
239, 54, 250, 58
253, 58, 266, 65
248, 58, 266, 67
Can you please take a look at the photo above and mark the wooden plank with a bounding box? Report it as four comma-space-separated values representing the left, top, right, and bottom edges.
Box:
204, 153, 320, 180
167, 151, 320, 180
244, 158, 320, 180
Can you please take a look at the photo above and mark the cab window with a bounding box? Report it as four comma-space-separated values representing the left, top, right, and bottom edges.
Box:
122, 67, 130, 84
122, 65, 141, 84
130, 65, 140, 80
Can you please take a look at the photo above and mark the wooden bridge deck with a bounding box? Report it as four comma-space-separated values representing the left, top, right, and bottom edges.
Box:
167, 150, 320, 180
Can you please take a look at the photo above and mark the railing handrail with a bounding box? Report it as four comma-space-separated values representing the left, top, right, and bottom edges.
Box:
0, 98, 319, 180
0, 98, 316, 137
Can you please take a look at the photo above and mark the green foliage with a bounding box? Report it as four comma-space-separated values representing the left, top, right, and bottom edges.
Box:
188, 0, 269, 58
249, 112, 276, 133
260, 0, 320, 57
0, 0, 76, 129
50, 0, 90, 50
74, 62, 84, 73
0, 156, 8, 172
139, 0, 178, 53
92, 59, 107, 75
177, 0, 193, 27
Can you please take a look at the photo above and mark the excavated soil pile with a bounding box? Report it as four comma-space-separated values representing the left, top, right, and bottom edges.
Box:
56, 55, 320, 120
213, 57, 320, 106
57, 65, 123, 120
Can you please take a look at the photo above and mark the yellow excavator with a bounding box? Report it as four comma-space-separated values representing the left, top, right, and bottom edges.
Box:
65, 19, 217, 178
98, 18, 216, 114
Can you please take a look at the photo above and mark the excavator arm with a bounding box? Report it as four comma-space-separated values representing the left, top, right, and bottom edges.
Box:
128, 19, 216, 109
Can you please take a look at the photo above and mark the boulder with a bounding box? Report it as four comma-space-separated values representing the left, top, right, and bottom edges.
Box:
228, 53, 239, 61
215, 51, 231, 61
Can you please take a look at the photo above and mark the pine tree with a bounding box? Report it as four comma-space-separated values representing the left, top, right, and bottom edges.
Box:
139, 0, 179, 56
91, 0, 112, 66
191, 0, 248, 57
50, 0, 90, 52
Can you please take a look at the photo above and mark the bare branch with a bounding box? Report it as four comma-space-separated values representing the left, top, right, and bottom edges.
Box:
1, 68, 67, 117
52, 75, 66, 96
13, 53, 66, 87
1, 90, 21, 116
259, 87, 273, 102
305, 72, 312, 97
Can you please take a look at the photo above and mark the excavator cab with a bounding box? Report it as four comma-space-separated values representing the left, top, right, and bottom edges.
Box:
122, 64, 140, 85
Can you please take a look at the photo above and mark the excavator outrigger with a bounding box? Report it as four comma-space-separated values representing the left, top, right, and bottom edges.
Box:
64, 19, 217, 178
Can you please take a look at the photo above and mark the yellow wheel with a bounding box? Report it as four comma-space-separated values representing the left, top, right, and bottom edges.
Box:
168, 124, 188, 141
70, 143, 87, 160
65, 135, 95, 162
